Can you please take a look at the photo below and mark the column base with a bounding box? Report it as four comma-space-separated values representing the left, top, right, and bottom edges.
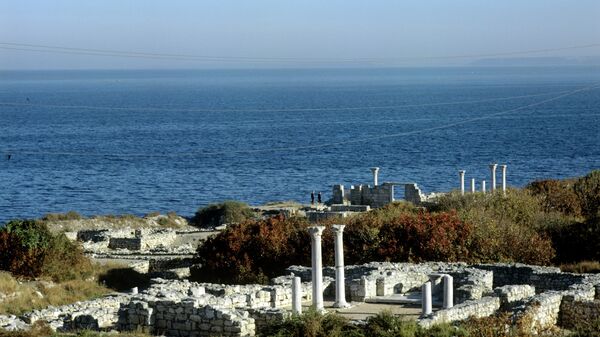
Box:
333, 301, 351, 308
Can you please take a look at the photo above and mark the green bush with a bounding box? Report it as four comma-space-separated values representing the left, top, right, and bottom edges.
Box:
192, 200, 556, 284
428, 190, 555, 265
574, 170, 600, 219
260, 310, 470, 337
191, 200, 256, 228
548, 217, 600, 264
0, 220, 92, 281
259, 309, 355, 337
526, 179, 581, 217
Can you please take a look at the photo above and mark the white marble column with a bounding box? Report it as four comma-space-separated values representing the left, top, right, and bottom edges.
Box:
370, 167, 380, 186
332, 224, 349, 308
308, 226, 325, 311
501, 164, 507, 196
421, 281, 432, 317
292, 276, 302, 314
459, 170, 466, 195
489, 164, 498, 192
470, 178, 476, 193
482, 180, 486, 193
443, 275, 453, 309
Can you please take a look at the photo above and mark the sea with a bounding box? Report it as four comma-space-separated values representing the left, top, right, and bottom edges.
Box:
1, 67, 599, 223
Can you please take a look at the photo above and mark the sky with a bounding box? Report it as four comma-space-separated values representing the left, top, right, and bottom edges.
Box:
1, 0, 599, 70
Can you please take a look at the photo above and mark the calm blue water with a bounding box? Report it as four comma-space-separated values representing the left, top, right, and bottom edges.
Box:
1, 67, 599, 223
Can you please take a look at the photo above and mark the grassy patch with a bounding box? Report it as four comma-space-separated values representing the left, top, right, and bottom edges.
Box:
41, 211, 84, 222
560, 260, 600, 273
0, 272, 110, 316
0, 323, 152, 337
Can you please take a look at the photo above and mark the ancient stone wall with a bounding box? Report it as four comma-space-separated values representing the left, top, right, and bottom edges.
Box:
511, 292, 563, 334
560, 297, 600, 329
419, 296, 501, 328
119, 299, 255, 337
331, 184, 345, 204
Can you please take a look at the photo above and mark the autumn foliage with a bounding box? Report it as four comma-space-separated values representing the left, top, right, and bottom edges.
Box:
0, 220, 92, 281
192, 203, 546, 284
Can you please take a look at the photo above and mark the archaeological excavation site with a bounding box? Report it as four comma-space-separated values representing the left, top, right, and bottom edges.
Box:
1, 167, 599, 337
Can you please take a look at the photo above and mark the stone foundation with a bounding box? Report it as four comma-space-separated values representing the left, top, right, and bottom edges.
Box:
4, 262, 600, 336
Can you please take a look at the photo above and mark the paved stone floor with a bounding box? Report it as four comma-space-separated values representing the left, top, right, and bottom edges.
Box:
293, 297, 426, 320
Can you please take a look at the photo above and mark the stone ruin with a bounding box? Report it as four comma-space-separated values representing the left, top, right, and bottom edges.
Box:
307, 167, 441, 222
3, 261, 599, 336
67, 226, 210, 279
2, 225, 599, 336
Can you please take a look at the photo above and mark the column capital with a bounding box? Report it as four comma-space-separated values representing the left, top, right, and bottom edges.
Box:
500, 164, 507, 169
331, 224, 346, 234
489, 163, 498, 169
459, 170, 466, 174
308, 226, 326, 237
370, 167, 380, 173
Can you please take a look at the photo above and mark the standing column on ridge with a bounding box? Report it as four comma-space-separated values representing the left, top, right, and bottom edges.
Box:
489, 163, 498, 192
482, 180, 487, 193
332, 224, 349, 308
370, 167, 380, 186
501, 164, 507, 196
459, 170, 466, 195
470, 178, 476, 193
308, 226, 326, 311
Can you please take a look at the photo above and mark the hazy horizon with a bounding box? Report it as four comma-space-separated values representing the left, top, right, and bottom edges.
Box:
1, 1, 600, 70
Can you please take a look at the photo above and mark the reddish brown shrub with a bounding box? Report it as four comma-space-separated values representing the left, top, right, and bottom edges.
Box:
374, 211, 473, 263
192, 215, 313, 284
0, 220, 92, 281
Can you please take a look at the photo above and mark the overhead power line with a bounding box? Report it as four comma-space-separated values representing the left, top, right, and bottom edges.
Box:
0, 88, 584, 113
1, 42, 600, 63
2, 83, 598, 158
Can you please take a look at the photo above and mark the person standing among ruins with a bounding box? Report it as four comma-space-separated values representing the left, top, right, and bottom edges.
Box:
317, 192, 322, 204
311, 191, 315, 204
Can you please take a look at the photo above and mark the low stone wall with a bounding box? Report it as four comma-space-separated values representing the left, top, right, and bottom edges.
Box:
329, 204, 370, 212
418, 296, 501, 328
22, 294, 129, 331
560, 297, 600, 329
0, 315, 28, 331
474, 264, 585, 292
119, 299, 255, 337
6, 262, 600, 336
77, 229, 109, 242
494, 285, 536, 306
247, 308, 290, 332
511, 292, 563, 334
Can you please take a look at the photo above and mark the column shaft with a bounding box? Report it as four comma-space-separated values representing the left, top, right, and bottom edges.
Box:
470, 178, 476, 193
292, 276, 302, 314
422, 281, 432, 317
332, 224, 349, 308
501, 165, 507, 196
309, 226, 325, 311
459, 170, 466, 195
443, 275, 453, 309
490, 164, 498, 192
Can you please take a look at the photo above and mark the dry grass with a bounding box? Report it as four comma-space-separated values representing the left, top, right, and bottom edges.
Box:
0, 269, 111, 316
560, 260, 600, 274
0, 323, 152, 337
